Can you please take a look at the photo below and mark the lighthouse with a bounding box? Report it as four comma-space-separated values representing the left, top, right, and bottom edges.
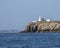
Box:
38, 16, 41, 21
38, 16, 45, 21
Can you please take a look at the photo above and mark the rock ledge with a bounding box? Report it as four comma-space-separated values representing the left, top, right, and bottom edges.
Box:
20, 21, 60, 33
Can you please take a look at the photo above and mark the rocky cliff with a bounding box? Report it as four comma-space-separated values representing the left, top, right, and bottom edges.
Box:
24, 21, 60, 32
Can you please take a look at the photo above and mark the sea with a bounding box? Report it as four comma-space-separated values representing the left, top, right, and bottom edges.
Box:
0, 32, 60, 48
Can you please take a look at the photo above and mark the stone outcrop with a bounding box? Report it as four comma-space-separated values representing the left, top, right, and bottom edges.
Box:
25, 21, 60, 32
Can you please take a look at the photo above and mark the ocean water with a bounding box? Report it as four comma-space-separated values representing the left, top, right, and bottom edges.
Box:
0, 32, 60, 48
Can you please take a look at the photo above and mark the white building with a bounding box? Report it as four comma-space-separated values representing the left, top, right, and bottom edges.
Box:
32, 16, 52, 22
46, 19, 51, 22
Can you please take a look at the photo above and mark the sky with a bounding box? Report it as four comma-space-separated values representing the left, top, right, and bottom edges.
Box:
0, 0, 60, 31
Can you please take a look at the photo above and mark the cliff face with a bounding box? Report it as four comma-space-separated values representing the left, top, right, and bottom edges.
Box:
25, 21, 60, 32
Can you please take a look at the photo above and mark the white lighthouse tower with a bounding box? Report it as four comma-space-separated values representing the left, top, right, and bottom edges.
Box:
38, 16, 41, 21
